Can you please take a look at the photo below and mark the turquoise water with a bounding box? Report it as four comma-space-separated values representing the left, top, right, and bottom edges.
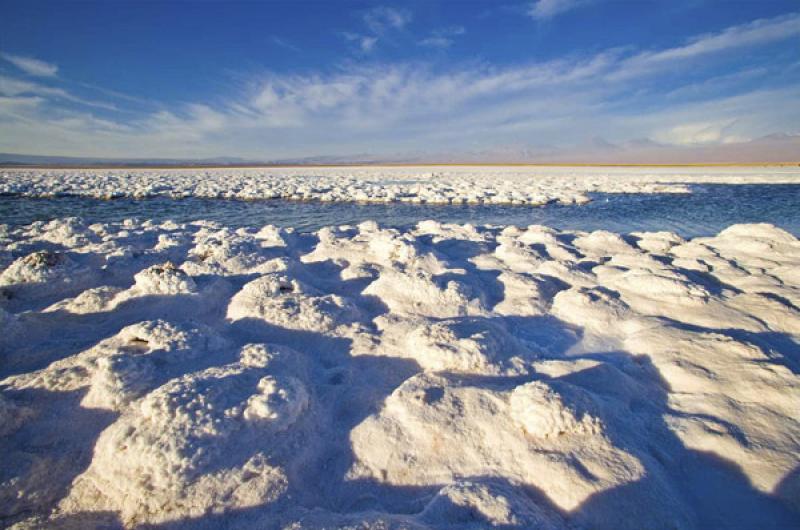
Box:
1, 184, 799, 238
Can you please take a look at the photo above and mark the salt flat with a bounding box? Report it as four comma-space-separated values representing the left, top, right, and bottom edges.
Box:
1, 212, 799, 529
2, 165, 800, 205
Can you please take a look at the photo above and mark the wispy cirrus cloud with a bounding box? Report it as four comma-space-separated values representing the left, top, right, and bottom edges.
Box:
527, 0, 590, 21
271, 36, 301, 53
0, 74, 117, 111
0, 52, 59, 77
342, 6, 412, 53
611, 12, 800, 80
419, 26, 466, 48
363, 6, 412, 33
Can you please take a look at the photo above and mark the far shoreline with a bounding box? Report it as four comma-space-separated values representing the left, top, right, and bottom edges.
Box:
2, 161, 800, 170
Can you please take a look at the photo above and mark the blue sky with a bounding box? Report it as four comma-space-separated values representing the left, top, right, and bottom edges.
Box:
1, 0, 799, 161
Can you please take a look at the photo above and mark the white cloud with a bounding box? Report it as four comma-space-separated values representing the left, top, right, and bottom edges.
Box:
528, 0, 588, 21
419, 26, 466, 48
271, 37, 300, 53
612, 13, 800, 80
0, 74, 117, 111
359, 36, 378, 53
342, 6, 412, 53
652, 120, 747, 146
363, 6, 412, 33
0, 52, 58, 77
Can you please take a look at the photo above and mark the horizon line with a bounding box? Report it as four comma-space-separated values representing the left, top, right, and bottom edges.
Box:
2, 161, 800, 170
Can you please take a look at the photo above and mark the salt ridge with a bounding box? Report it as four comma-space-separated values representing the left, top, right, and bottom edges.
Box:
2, 165, 800, 205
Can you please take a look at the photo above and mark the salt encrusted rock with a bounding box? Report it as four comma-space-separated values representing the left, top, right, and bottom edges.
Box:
574, 230, 639, 256
364, 269, 485, 318
61, 343, 308, 524
303, 223, 449, 272
346, 371, 689, 527
509, 381, 603, 438
380, 316, 533, 374
493, 271, 564, 316
494, 239, 549, 273
0, 251, 78, 286
82, 353, 157, 411
44, 285, 123, 314
552, 286, 644, 339
131, 261, 197, 295
227, 273, 362, 332
26, 217, 98, 248
631, 230, 685, 254
421, 480, 566, 529
185, 227, 279, 274
253, 224, 289, 246
7, 320, 226, 406
243, 375, 309, 430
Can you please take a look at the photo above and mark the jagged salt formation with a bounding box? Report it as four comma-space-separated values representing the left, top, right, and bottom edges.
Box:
2, 165, 799, 206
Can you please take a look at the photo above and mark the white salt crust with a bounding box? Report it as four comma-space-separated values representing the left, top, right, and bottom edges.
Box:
2, 165, 799, 205
0, 215, 799, 529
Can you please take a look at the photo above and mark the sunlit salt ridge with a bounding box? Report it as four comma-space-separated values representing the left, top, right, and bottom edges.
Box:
2, 165, 800, 205
1, 213, 798, 529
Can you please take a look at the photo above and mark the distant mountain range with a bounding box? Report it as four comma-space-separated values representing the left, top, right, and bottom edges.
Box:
1, 134, 798, 167
0, 152, 399, 167
0, 153, 264, 167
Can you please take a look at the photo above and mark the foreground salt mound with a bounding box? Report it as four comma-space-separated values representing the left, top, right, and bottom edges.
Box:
347, 370, 692, 529
184, 226, 289, 274
227, 272, 363, 333
375, 316, 536, 374
8, 320, 226, 410
0, 251, 92, 301
1, 218, 799, 528
60, 343, 308, 524
420, 480, 567, 529
509, 380, 603, 438
364, 269, 486, 318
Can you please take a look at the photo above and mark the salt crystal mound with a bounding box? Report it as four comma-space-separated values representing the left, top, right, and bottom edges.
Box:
129, 261, 198, 295
1, 217, 799, 528
44, 285, 123, 314
0, 251, 91, 297
420, 480, 567, 529
346, 371, 693, 529
44, 262, 201, 314
7, 320, 228, 410
60, 343, 308, 525
509, 380, 603, 438
374, 316, 536, 374
2, 165, 800, 206
183, 226, 288, 275
227, 272, 364, 334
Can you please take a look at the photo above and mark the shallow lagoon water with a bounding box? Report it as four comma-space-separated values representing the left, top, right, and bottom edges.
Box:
1, 184, 799, 237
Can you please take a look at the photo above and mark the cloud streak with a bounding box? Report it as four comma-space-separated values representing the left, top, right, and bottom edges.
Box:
418, 26, 466, 48
528, 0, 589, 21
1, 52, 59, 77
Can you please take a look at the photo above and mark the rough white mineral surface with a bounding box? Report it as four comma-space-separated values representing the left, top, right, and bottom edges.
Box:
1, 213, 798, 528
